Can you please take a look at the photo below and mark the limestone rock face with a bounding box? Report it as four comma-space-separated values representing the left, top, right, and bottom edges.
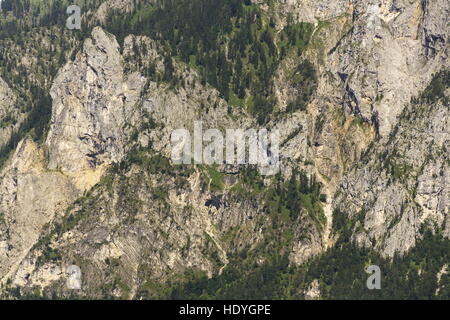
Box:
0, 77, 18, 148
0, 26, 149, 285
0, 78, 14, 118
265, 0, 448, 258
323, 0, 449, 138
289, 212, 325, 265
46, 27, 146, 173
0, 26, 263, 295
304, 279, 321, 300
335, 98, 449, 257
94, 0, 135, 24
271, 0, 448, 177
0, 0, 448, 299
268, 0, 350, 24
8, 163, 270, 298
0, 139, 79, 282
120, 34, 253, 154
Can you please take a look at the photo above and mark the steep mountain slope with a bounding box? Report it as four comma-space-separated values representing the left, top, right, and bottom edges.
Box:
0, 0, 448, 299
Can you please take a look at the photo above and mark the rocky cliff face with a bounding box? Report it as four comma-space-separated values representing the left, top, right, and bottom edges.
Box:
0, 0, 448, 299
46, 27, 146, 174
335, 91, 449, 257
0, 138, 79, 282
0, 77, 17, 148
293, 0, 450, 257
267, 0, 449, 255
